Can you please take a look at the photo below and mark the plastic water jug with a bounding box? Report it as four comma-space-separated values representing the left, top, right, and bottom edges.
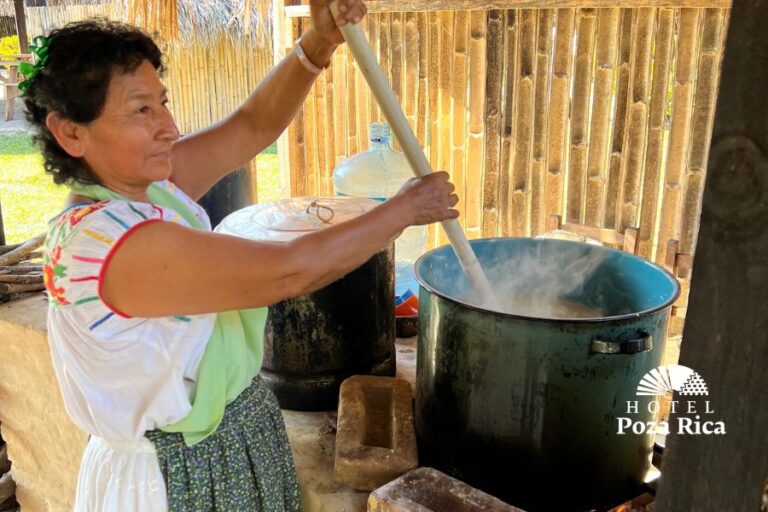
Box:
333, 122, 427, 299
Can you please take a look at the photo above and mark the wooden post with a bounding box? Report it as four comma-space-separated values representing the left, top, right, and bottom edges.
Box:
654, 1, 768, 508
14, 0, 28, 53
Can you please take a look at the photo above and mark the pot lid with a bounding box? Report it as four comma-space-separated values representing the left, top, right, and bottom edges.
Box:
215, 196, 378, 242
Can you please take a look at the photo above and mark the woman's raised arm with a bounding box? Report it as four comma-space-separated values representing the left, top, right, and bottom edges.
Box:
169, 0, 367, 201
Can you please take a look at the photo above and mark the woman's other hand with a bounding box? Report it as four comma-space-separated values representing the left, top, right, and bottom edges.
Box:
393, 171, 460, 226
310, 0, 368, 45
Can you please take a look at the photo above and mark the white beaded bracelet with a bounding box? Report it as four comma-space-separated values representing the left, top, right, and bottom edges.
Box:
295, 40, 324, 75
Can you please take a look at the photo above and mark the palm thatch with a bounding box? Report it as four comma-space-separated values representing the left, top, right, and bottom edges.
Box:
1, 0, 273, 48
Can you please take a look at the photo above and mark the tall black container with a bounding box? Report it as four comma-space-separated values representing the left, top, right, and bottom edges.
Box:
199, 168, 256, 227
216, 197, 396, 411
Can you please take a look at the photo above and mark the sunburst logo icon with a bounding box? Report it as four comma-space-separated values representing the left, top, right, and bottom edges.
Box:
636, 364, 709, 396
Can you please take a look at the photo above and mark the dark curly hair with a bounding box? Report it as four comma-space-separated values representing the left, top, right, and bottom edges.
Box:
23, 18, 165, 185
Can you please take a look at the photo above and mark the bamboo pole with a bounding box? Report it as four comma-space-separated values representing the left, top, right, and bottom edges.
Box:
325, 61, 338, 192
356, 17, 371, 150
391, 11, 405, 107
416, 12, 429, 149
585, 8, 620, 227
367, 13, 382, 122
482, 9, 505, 238
452, 10, 470, 232
530, 9, 554, 236
680, 8, 727, 256
436, 10, 455, 246
656, 8, 701, 264
467, 10, 488, 239
499, 10, 518, 237
511, 9, 537, 237
545, 8, 575, 227
618, 8, 655, 235
427, 11, 440, 246
333, 45, 348, 170
566, 8, 597, 225
346, 41, 359, 156
605, 8, 634, 229
637, 8, 674, 259
316, 70, 330, 195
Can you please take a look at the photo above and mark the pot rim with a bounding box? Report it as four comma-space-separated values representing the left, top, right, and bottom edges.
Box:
414, 237, 682, 324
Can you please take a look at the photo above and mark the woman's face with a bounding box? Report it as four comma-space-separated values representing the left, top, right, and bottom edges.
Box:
80, 59, 180, 192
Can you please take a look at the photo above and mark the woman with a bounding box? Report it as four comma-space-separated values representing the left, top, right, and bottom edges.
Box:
23, 1, 459, 510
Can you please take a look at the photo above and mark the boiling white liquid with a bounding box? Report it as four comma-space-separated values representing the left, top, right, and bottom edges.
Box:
475, 293, 605, 319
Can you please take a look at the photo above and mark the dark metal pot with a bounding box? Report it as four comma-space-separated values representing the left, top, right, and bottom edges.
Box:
217, 197, 396, 411
414, 238, 680, 511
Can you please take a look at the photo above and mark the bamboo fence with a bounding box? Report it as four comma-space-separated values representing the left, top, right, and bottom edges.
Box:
278, 1, 730, 337
23, 2, 275, 200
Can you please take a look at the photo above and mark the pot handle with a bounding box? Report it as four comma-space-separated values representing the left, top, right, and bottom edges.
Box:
590, 334, 653, 355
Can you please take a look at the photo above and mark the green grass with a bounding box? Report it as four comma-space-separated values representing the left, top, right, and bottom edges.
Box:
0, 133, 281, 245
0, 134, 68, 244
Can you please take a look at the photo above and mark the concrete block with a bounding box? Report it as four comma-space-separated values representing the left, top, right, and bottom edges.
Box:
334, 376, 417, 491
368, 467, 525, 512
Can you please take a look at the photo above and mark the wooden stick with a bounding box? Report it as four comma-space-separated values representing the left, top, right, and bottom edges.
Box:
0, 265, 42, 274
0, 233, 46, 267
330, 2, 497, 306
0, 274, 43, 283
0, 282, 45, 294
0, 243, 21, 256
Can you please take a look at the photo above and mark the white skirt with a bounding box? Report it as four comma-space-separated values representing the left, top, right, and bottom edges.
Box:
74, 436, 168, 512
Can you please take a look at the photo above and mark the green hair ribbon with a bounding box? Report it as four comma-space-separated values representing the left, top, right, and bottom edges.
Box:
17, 35, 50, 95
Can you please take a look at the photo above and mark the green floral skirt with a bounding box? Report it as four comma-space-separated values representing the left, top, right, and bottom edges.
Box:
145, 376, 301, 512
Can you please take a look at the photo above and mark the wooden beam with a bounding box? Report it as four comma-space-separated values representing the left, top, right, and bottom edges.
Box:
285, 0, 731, 17
653, 0, 768, 509
14, 0, 28, 53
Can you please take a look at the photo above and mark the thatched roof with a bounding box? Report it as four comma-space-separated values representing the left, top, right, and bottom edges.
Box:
0, 0, 273, 48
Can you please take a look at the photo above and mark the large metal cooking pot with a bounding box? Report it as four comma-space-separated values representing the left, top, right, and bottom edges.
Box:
414, 237, 680, 511
217, 197, 395, 411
